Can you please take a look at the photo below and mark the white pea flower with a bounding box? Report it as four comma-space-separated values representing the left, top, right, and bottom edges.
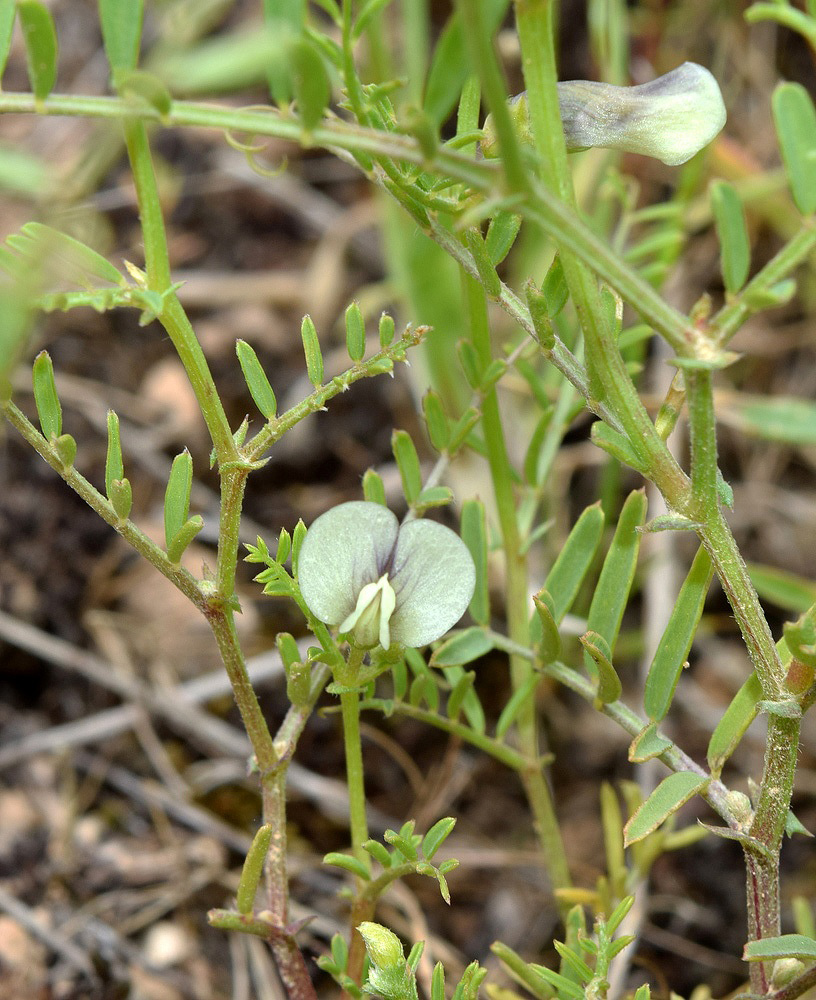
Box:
483, 62, 727, 166
297, 501, 475, 650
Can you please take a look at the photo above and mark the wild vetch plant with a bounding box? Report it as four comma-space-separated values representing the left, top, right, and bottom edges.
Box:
2, 0, 816, 998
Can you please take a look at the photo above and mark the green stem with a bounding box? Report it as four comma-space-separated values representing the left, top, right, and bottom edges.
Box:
122, 118, 172, 290
122, 119, 237, 466
215, 466, 249, 602
512, 0, 690, 508
744, 714, 801, 993
685, 369, 719, 521
337, 647, 371, 868
359, 698, 543, 772
462, 270, 572, 899
698, 511, 785, 698
207, 610, 278, 776
542, 659, 738, 823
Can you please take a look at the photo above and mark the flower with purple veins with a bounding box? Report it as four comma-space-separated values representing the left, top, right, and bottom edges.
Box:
297, 501, 476, 650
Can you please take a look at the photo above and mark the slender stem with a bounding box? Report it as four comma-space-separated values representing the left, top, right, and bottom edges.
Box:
542, 659, 739, 823
461, 271, 572, 899
336, 645, 374, 990
207, 610, 278, 776
513, 0, 691, 507
340, 690, 371, 867
335, 646, 371, 868
685, 369, 719, 521
122, 118, 172, 290
359, 698, 546, 772
215, 466, 249, 601
698, 510, 785, 698
122, 119, 237, 466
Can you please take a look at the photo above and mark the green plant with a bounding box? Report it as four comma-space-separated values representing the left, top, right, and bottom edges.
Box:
2, 1, 816, 998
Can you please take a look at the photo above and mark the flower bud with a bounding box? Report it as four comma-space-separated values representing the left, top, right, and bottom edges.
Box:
483, 62, 726, 166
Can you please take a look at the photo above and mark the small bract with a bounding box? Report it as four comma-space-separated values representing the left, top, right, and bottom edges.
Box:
297, 501, 476, 650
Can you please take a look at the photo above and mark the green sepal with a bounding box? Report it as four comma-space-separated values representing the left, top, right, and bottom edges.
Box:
236, 339, 277, 419
379, 312, 395, 347
99, 0, 144, 72
32, 350, 61, 440
461, 499, 489, 626
711, 180, 751, 294
591, 421, 648, 475
584, 489, 647, 671
105, 409, 125, 499
236, 823, 274, 914
446, 670, 476, 721
644, 545, 713, 721
164, 449, 194, 551
422, 817, 456, 861
580, 630, 622, 705
707, 671, 763, 777
53, 432, 77, 470
109, 477, 133, 521
485, 210, 521, 265
532, 589, 561, 663
391, 429, 422, 505
623, 771, 709, 846
772, 82, 816, 215
323, 852, 371, 880
362, 468, 387, 506
300, 314, 323, 386
345, 301, 366, 361
463, 227, 501, 298
288, 37, 331, 133
542, 501, 605, 624
18, 0, 58, 102
422, 390, 450, 453
629, 722, 673, 763
430, 627, 492, 668
167, 515, 204, 563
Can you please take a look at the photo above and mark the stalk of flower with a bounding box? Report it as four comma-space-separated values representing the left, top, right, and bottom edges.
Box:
482, 62, 727, 165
